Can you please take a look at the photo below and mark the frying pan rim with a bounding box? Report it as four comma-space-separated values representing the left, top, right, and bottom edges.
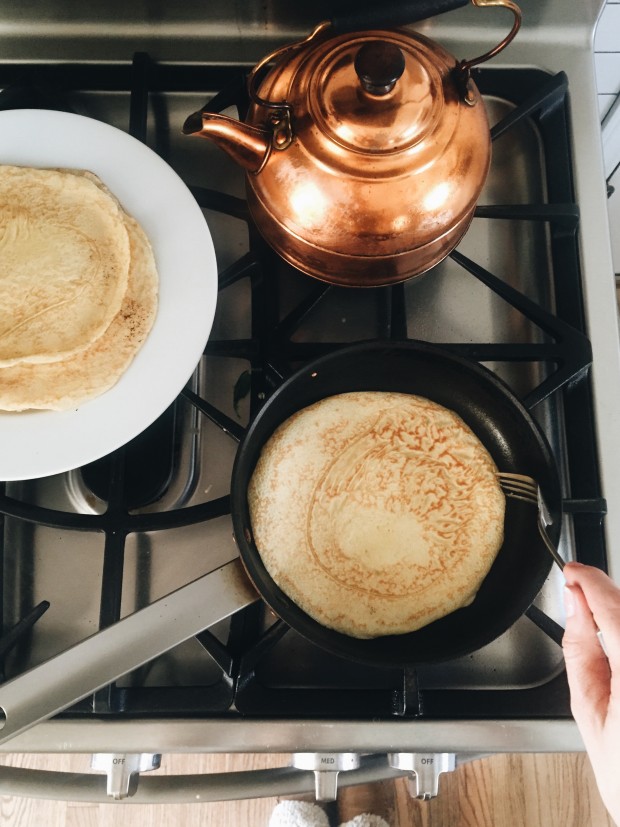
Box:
230, 338, 560, 666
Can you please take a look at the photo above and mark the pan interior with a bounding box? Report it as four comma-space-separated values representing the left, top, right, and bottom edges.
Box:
232, 341, 559, 666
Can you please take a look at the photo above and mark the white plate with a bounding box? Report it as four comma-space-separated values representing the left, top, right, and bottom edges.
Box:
0, 109, 218, 481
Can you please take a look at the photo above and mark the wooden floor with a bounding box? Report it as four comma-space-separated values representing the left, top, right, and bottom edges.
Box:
0, 752, 614, 827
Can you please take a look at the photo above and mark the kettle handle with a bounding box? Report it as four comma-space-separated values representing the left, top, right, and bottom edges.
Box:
459, 0, 522, 70
332, 0, 522, 104
332, 0, 522, 84
456, 0, 522, 103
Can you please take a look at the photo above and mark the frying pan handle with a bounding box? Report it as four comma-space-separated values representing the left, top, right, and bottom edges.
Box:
0, 559, 258, 746
330, 0, 469, 33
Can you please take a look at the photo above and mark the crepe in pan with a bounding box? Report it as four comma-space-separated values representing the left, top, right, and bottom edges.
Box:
248, 391, 506, 638
0, 170, 158, 411
0, 164, 131, 366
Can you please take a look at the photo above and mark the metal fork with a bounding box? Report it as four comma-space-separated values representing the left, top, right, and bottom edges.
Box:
497, 472, 565, 571
497, 472, 609, 657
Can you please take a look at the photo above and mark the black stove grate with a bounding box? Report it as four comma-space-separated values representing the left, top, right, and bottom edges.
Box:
0, 54, 606, 721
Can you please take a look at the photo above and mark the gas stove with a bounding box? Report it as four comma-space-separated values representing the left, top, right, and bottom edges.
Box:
0, 0, 618, 804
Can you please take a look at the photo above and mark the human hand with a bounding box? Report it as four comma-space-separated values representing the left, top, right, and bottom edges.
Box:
563, 561, 620, 825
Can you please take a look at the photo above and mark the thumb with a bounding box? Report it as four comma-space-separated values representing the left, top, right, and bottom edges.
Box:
562, 583, 611, 734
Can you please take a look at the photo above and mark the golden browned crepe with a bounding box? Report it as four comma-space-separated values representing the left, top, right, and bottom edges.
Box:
0, 164, 131, 366
0, 169, 158, 411
248, 392, 505, 638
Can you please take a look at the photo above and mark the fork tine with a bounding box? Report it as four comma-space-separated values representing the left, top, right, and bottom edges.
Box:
501, 484, 536, 497
498, 481, 537, 502
497, 472, 538, 492
497, 472, 538, 502
502, 489, 538, 505
499, 473, 565, 571
498, 472, 537, 484
500, 479, 537, 496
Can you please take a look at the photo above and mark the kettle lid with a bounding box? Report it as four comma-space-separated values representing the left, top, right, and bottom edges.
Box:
309, 32, 447, 154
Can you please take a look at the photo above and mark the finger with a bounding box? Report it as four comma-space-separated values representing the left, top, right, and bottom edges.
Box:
564, 563, 620, 662
562, 583, 611, 733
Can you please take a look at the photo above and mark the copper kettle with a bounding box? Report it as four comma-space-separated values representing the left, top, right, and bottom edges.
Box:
183, 0, 521, 287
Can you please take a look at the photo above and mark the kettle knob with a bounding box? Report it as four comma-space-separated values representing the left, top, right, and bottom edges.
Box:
354, 41, 406, 96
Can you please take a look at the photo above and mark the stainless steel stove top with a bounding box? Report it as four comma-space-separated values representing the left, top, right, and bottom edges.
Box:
0, 0, 618, 757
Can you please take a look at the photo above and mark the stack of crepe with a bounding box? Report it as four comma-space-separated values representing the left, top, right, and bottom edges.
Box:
0, 164, 158, 411
248, 391, 506, 638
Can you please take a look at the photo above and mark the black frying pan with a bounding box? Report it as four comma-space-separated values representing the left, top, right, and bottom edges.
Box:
231, 340, 561, 666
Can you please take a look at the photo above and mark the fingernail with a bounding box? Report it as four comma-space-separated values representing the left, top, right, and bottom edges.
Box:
564, 585, 576, 618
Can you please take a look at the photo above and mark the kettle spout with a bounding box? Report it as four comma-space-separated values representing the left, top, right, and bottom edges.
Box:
182, 111, 271, 174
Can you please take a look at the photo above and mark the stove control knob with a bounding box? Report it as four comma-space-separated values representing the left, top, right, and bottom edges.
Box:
292, 752, 360, 801
388, 752, 456, 800
91, 753, 162, 799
